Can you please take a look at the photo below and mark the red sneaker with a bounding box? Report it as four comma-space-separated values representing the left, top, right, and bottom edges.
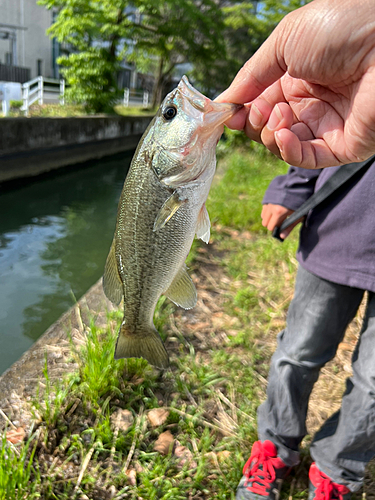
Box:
236, 440, 291, 500
309, 463, 351, 500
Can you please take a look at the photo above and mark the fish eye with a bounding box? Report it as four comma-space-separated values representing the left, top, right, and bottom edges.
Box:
163, 106, 177, 121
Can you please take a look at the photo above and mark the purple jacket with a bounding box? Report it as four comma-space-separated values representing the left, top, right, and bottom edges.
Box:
263, 162, 375, 292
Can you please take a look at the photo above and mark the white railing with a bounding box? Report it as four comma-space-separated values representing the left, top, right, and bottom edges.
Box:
123, 88, 149, 108
22, 77, 65, 116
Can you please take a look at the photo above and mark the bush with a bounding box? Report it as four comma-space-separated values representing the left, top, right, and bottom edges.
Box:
9, 100, 23, 111
217, 128, 274, 159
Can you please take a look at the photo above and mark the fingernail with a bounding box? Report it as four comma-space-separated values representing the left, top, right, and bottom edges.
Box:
249, 104, 263, 128
267, 104, 283, 131
275, 131, 283, 153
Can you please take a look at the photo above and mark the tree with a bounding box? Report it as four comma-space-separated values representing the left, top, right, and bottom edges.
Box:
192, 0, 312, 98
127, 0, 226, 107
39, 0, 226, 111
39, 0, 132, 112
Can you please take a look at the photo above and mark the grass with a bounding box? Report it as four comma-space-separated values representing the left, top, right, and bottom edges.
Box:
0, 430, 39, 500
0, 140, 373, 498
3, 104, 87, 118
114, 105, 157, 117
1, 103, 156, 118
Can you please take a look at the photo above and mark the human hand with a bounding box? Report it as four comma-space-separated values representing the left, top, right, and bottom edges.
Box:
217, 0, 375, 169
261, 204, 302, 239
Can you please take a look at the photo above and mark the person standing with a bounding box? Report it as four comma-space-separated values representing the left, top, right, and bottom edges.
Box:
236, 160, 375, 499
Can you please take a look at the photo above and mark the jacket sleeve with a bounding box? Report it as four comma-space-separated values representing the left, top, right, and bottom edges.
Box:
262, 166, 322, 211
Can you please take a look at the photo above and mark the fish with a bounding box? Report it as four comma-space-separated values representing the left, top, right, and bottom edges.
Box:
103, 75, 241, 368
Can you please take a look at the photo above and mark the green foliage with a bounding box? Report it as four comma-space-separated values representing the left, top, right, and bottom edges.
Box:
38, 0, 312, 111
127, 0, 226, 106
39, 0, 226, 111
0, 432, 39, 500
27, 103, 85, 117
192, 0, 312, 96
208, 143, 289, 231
34, 358, 72, 428
9, 100, 23, 110
260, 0, 312, 22
114, 104, 156, 116
38, 0, 129, 112
74, 319, 126, 402
217, 128, 260, 154
59, 49, 121, 112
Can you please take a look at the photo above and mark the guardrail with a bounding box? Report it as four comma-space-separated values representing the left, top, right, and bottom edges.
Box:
123, 88, 149, 108
14, 79, 149, 115
22, 77, 65, 116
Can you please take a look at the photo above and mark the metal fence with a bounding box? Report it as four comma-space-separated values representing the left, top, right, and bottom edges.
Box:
123, 88, 150, 108
0, 63, 30, 84
22, 77, 65, 115
1, 76, 150, 115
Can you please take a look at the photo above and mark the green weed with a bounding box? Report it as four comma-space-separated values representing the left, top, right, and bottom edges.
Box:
0, 431, 39, 500
33, 356, 73, 428
207, 147, 289, 232
115, 105, 157, 117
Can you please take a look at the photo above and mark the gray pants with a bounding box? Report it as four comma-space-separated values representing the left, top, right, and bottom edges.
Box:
257, 266, 375, 492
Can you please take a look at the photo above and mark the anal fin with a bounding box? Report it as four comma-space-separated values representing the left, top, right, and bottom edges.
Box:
164, 264, 197, 309
103, 239, 123, 306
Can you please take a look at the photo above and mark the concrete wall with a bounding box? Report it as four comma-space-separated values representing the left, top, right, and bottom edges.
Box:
0, 0, 54, 78
0, 115, 153, 182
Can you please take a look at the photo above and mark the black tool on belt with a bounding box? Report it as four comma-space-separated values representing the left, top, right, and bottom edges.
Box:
272, 155, 375, 242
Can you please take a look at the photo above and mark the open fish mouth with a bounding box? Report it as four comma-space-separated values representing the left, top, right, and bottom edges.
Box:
178, 75, 243, 128
203, 101, 243, 127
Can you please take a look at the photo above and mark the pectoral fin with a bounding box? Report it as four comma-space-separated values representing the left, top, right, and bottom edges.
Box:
103, 240, 123, 306
196, 204, 210, 243
153, 192, 185, 231
164, 265, 197, 309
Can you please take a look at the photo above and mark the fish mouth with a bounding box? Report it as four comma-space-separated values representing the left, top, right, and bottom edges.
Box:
204, 102, 243, 128
178, 76, 243, 129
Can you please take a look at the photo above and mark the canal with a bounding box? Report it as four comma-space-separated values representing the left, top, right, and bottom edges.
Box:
0, 152, 133, 375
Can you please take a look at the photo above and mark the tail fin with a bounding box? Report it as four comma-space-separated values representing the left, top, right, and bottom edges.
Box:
114, 323, 169, 369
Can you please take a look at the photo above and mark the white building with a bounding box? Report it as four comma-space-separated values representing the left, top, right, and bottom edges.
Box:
0, 0, 57, 83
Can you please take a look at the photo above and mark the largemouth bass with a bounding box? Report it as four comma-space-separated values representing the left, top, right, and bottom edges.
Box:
103, 76, 240, 368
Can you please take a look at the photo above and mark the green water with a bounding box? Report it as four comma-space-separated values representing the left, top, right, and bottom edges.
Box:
0, 152, 133, 374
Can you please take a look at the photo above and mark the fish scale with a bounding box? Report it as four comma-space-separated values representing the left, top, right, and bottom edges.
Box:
103, 76, 241, 368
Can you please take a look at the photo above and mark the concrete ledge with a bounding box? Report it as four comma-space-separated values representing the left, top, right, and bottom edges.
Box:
0, 278, 113, 427
0, 115, 152, 182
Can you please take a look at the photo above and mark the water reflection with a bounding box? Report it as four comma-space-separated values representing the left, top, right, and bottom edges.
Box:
0, 153, 132, 374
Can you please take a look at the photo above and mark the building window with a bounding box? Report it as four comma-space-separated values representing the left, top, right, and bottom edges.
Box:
37, 59, 43, 76
5, 52, 12, 65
